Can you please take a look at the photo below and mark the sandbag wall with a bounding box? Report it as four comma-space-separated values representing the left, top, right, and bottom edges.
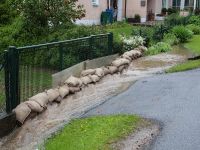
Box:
14, 46, 148, 124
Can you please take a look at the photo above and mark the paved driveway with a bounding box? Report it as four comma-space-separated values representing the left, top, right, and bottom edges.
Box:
85, 69, 200, 150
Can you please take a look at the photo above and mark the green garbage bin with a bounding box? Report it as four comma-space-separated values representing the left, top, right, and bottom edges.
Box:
101, 11, 113, 25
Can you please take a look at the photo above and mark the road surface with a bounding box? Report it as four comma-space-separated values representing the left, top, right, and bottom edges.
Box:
85, 69, 200, 150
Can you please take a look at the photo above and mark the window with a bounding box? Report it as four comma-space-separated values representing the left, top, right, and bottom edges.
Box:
172, 0, 181, 8
185, 0, 194, 7
196, 0, 200, 8
162, 0, 167, 8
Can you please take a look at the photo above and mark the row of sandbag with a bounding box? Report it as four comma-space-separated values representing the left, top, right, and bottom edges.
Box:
14, 46, 148, 124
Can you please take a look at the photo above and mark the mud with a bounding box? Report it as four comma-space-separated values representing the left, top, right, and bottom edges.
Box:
0, 46, 191, 150
111, 119, 161, 150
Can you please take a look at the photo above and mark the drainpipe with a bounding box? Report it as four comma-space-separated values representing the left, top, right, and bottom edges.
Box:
125, 0, 127, 18
109, 0, 111, 9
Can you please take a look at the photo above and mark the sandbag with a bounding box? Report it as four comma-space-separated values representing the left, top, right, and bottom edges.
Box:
95, 68, 104, 78
55, 96, 62, 103
123, 51, 133, 58
69, 86, 81, 94
118, 65, 125, 73
29, 92, 49, 108
121, 54, 132, 61
81, 76, 92, 85
107, 66, 118, 74
46, 89, 60, 102
102, 67, 110, 75
58, 85, 69, 98
81, 69, 95, 77
89, 75, 100, 83
25, 101, 44, 113
65, 76, 82, 87
132, 50, 142, 58
112, 58, 130, 67
138, 46, 148, 53
14, 103, 31, 124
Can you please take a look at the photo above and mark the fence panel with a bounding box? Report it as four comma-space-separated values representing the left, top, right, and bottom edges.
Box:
3, 33, 113, 110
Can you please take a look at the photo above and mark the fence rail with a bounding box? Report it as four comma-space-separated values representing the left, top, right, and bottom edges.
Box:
3, 33, 113, 113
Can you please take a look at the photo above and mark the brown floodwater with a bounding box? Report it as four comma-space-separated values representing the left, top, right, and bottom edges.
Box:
0, 45, 192, 150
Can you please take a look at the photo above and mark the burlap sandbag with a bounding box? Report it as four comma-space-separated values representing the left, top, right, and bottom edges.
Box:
58, 85, 69, 98
65, 76, 82, 87
95, 68, 104, 78
46, 89, 60, 102
107, 66, 118, 74
121, 54, 132, 61
89, 75, 100, 83
14, 103, 31, 124
138, 46, 148, 53
29, 92, 49, 108
81, 69, 95, 77
25, 101, 44, 113
81, 76, 92, 85
118, 65, 125, 73
69, 86, 81, 94
132, 50, 142, 58
112, 58, 130, 67
55, 96, 62, 103
123, 51, 133, 58
102, 67, 110, 75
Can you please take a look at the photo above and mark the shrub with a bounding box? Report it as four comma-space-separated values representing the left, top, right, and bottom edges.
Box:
121, 36, 144, 52
186, 24, 200, 35
145, 42, 172, 55
134, 14, 141, 23
164, 13, 190, 26
163, 33, 179, 45
188, 15, 200, 26
167, 8, 178, 15
132, 27, 155, 47
171, 26, 193, 42
162, 8, 168, 15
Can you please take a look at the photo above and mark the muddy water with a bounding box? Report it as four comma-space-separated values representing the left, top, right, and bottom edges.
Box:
0, 46, 191, 150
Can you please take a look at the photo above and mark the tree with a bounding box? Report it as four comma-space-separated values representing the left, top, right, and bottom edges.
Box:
14, 0, 85, 33
0, 0, 15, 25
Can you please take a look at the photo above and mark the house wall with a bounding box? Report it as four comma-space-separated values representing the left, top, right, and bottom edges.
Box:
126, 0, 147, 22
76, 0, 108, 25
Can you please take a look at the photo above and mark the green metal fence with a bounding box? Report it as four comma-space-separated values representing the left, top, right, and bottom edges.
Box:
4, 33, 113, 113
0, 53, 6, 113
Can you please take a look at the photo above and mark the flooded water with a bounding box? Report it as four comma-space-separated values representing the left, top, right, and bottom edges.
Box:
0, 45, 192, 150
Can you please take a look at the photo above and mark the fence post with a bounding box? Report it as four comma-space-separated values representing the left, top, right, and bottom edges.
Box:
59, 44, 64, 70
5, 46, 20, 113
108, 32, 113, 55
89, 35, 94, 59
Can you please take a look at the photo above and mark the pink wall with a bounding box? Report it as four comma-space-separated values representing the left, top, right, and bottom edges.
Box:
77, 0, 107, 20
126, 0, 147, 18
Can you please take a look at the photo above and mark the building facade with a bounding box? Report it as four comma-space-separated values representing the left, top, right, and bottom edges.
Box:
76, 0, 200, 25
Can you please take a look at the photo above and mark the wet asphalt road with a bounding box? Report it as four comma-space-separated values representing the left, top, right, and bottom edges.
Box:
85, 69, 200, 150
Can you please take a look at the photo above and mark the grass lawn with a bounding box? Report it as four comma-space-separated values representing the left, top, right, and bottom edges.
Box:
45, 115, 142, 150
184, 35, 200, 55
167, 35, 200, 73
106, 25, 135, 42
166, 60, 200, 73
0, 67, 52, 110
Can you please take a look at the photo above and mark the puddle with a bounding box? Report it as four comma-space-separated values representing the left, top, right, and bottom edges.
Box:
0, 46, 191, 150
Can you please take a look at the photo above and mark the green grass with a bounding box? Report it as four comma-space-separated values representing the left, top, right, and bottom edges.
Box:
166, 35, 200, 73
106, 25, 134, 42
166, 60, 200, 73
185, 35, 200, 55
0, 67, 52, 110
45, 115, 142, 150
